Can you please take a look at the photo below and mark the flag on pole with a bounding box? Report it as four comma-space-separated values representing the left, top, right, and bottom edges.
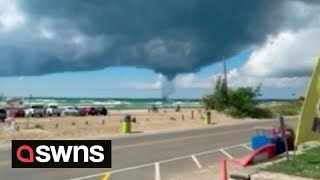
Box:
295, 55, 320, 146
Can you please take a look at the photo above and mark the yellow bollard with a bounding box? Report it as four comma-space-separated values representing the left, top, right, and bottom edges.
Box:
201, 111, 211, 125
120, 120, 131, 133
100, 172, 111, 180
120, 115, 131, 133
204, 111, 211, 125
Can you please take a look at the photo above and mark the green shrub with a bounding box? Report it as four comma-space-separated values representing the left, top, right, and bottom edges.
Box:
203, 76, 272, 118
228, 87, 257, 117
225, 107, 245, 118
251, 107, 275, 118
203, 75, 229, 111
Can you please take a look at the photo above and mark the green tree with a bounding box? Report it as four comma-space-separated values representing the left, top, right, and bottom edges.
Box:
227, 87, 258, 117
202, 78, 273, 118
203, 76, 228, 111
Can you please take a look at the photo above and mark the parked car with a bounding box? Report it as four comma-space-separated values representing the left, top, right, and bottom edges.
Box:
46, 104, 62, 116
0, 109, 7, 122
60, 106, 79, 116
6, 107, 25, 117
88, 106, 106, 116
88, 107, 97, 116
94, 106, 108, 116
25, 104, 46, 117
78, 106, 108, 116
78, 106, 91, 116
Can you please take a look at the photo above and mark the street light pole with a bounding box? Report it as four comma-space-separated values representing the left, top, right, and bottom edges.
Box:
223, 58, 229, 105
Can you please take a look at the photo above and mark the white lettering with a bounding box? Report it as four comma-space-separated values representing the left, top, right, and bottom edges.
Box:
73, 145, 89, 162
89, 145, 104, 163
34, 145, 105, 163
50, 146, 73, 162
35, 145, 51, 163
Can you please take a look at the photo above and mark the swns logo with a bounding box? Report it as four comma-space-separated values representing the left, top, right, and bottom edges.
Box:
12, 140, 112, 168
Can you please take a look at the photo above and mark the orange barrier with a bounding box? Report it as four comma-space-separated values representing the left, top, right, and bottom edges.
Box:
220, 144, 275, 180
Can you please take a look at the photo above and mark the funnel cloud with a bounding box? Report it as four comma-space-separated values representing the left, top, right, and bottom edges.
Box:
161, 77, 175, 100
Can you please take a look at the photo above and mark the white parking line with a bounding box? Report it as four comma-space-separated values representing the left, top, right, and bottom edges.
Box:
66, 163, 155, 180
220, 149, 234, 159
66, 143, 247, 180
191, 155, 202, 169
242, 144, 252, 151
155, 163, 161, 180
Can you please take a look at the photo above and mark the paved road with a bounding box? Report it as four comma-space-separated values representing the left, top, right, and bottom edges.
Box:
0, 119, 296, 180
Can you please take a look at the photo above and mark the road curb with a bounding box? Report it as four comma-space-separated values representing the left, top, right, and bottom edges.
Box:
109, 118, 278, 140
0, 145, 10, 151
0, 118, 283, 151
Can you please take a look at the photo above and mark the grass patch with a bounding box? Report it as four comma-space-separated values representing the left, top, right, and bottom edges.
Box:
265, 146, 320, 179
267, 101, 302, 116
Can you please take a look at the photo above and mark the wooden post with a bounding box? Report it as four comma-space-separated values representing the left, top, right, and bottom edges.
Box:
280, 116, 290, 161
191, 110, 194, 119
182, 114, 184, 121
27, 94, 32, 129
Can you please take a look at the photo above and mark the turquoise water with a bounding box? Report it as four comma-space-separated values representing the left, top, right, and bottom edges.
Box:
0, 97, 202, 110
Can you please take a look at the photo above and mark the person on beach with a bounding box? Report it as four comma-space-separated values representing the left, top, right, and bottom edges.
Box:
175, 105, 181, 112
151, 105, 158, 112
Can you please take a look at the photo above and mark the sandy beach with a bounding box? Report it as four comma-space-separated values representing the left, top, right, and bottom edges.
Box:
0, 108, 247, 145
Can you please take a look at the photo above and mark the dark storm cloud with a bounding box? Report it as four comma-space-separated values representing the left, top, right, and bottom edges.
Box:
0, 0, 317, 78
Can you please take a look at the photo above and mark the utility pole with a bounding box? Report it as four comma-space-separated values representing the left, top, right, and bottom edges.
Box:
222, 58, 229, 105
0, 93, 3, 108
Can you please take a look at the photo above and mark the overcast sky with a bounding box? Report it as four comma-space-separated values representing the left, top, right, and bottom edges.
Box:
0, 0, 319, 98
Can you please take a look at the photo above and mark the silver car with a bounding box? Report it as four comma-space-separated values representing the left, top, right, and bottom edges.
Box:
46, 105, 62, 116
60, 106, 79, 116
25, 105, 46, 117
